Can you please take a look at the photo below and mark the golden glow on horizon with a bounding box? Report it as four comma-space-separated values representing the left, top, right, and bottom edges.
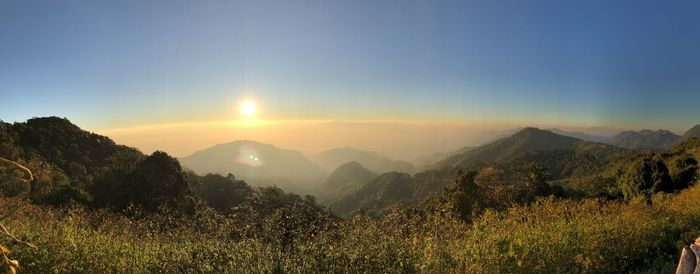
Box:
239, 100, 257, 117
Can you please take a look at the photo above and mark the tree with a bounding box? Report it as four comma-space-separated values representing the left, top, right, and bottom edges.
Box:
442, 171, 481, 222
90, 148, 145, 207
670, 154, 698, 190
475, 166, 505, 186
195, 173, 251, 211
124, 151, 196, 212
512, 162, 552, 203
619, 156, 672, 201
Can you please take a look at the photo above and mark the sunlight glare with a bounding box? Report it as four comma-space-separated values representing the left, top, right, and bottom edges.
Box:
240, 101, 257, 117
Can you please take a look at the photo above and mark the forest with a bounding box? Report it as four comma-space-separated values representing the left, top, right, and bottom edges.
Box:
0, 117, 699, 273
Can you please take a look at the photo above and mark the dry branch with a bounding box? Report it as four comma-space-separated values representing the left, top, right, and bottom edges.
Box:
0, 158, 33, 183
0, 155, 37, 274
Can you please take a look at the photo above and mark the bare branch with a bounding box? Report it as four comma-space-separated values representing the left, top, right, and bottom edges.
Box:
0, 157, 33, 183
0, 156, 37, 252
0, 223, 36, 249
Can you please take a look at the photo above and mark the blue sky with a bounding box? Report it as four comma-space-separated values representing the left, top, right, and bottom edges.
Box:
1, 0, 700, 131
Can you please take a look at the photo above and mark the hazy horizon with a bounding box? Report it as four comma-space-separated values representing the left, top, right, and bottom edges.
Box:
3, 0, 700, 137
91, 119, 633, 160
1, 115, 693, 161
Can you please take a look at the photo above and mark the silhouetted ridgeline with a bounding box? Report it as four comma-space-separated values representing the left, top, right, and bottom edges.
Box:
0, 117, 329, 217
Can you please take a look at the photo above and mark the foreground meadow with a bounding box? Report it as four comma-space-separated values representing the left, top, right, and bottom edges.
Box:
3, 184, 699, 273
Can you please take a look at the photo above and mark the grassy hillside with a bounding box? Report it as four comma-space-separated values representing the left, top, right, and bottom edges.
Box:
4, 182, 700, 273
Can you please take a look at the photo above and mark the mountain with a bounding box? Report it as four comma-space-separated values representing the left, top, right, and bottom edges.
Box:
328, 127, 627, 215
546, 128, 610, 143
411, 146, 475, 167
682, 124, 700, 140
325, 161, 376, 189
312, 147, 415, 174
610, 129, 680, 150
320, 161, 377, 204
583, 127, 621, 137
0, 117, 200, 210
328, 172, 415, 216
179, 140, 327, 194
434, 127, 583, 168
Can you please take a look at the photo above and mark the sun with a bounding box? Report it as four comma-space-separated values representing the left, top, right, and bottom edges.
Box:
239, 101, 257, 117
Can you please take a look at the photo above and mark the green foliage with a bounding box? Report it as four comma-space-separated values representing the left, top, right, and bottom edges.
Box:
189, 173, 252, 211
669, 154, 698, 190
6, 182, 700, 273
512, 162, 552, 200
4, 117, 700, 273
122, 151, 197, 213
619, 155, 672, 201
440, 171, 481, 221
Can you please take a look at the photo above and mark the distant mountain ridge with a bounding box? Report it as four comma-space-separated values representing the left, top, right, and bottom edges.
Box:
328, 171, 415, 216
411, 146, 475, 168
682, 124, 700, 140
325, 161, 376, 189
312, 147, 415, 174
320, 161, 377, 204
328, 127, 626, 215
435, 127, 583, 168
179, 140, 327, 195
546, 128, 611, 143
610, 129, 680, 150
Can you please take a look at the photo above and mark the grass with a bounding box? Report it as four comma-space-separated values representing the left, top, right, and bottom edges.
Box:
4, 184, 700, 273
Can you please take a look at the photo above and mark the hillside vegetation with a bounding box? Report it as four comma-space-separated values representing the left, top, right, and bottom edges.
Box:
3, 177, 700, 273
327, 128, 633, 215
1, 117, 700, 273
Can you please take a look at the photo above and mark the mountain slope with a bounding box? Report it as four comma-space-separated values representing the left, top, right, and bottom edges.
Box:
435, 127, 583, 168
412, 146, 475, 167
312, 147, 415, 174
328, 172, 415, 216
179, 140, 327, 194
320, 161, 377, 204
326, 128, 628, 215
0, 117, 198, 210
325, 161, 376, 189
610, 129, 680, 150
682, 124, 700, 140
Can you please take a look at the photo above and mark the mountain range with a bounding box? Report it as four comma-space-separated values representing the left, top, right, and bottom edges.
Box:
606, 124, 700, 150
320, 161, 378, 204
435, 127, 586, 168
179, 140, 327, 195
4, 117, 700, 218
311, 147, 415, 174
327, 127, 628, 215
410, 146, 475, 168
546, 128, 611, 143
610, 129, 681, 150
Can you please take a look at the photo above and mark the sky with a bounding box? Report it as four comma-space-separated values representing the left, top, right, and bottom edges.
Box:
1, 0, 700, 157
